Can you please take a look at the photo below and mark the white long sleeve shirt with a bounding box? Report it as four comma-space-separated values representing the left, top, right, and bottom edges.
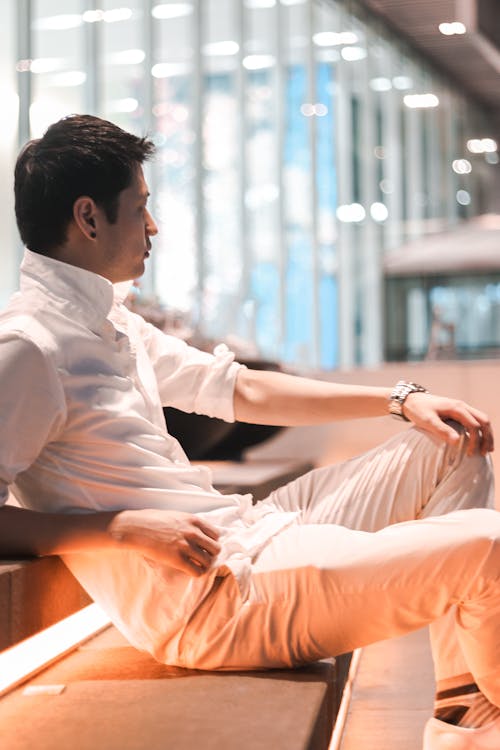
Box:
0, 250, 296, 664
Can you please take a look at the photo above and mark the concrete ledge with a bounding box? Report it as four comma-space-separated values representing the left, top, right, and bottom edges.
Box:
198, 458, 313, 500
0, 557, 91, 650
0, 625, 351, 750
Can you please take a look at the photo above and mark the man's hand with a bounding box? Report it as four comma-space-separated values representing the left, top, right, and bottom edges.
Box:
403, 392, 494, 456
109, 509, 221, 577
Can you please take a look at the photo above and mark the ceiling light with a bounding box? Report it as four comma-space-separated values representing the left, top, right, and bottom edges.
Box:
336, 203, 366, 223
392, 76, 413, 90
32, 14, 83, 31
452, 159, 472, 174
83, 10, 105, 22
370, 202, 388, 222
341, 46, 367, 61
379, 178, 393, 194
151, 62, 189, 77
51, 71, 87, 87
107, 49, 146, 65
300, 103, 328, 117
369, 77, 392, 92
456, 189, 471, 206
202, 41, 240, 56
438, 21, 466, 35
339, 32, 358, 45
245, 0, 276, 7
103, 8, 133, 23
467, 138, 483, 153
481, 138, 498, 153
29, 58, 64, 74
467, 138, 498, 154
313, 31, 341, 46
315, 103, 328, 116
109, 97, 139, 113
313, 31, 358, 47
403, 93, 439, 108
152, 3, 193, 20
242, 54, 276, 70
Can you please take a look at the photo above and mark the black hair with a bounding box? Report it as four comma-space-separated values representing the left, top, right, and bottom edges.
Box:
14, 114, 155, 256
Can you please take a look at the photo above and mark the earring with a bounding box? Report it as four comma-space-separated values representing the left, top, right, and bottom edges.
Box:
90, 230, 97, 239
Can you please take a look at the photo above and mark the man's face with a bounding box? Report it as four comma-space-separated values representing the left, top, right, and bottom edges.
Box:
96, 165, 158, 284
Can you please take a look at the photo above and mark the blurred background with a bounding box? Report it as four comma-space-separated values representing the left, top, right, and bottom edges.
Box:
1, 0, 499, 372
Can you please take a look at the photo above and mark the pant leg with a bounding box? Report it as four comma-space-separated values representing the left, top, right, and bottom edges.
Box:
263, 425, 494, 682
179, 509, 500, 707
262, 425, 493, 529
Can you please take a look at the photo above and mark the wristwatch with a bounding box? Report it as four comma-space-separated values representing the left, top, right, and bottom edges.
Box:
389, 380, 428, 421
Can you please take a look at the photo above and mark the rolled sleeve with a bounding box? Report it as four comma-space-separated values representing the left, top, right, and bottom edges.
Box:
137, 317, 245, 422
191, 343, 244, 422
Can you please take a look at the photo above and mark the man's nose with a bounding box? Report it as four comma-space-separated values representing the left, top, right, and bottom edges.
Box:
145, 208, 158, 236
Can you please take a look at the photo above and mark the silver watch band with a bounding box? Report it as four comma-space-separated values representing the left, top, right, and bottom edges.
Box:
388, 380, 428, 421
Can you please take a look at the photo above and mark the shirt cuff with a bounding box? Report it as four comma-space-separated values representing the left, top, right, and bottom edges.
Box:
193, 344, 246, 423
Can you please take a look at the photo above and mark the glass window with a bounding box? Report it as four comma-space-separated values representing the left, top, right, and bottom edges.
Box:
99, 1, 147, 133
30, 0, 86, 137
7, 0, 499, 368
151, 1, 197, 313
200, 0, 242, 339
244, 0, 282, 358
281, 0, 316, 366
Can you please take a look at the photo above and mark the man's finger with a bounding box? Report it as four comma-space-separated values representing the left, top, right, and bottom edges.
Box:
445, 408, 491, 455
190, 531, 220, 557
178, 552, 209, 577
423, 415, 461, 446
467, 410, 494, 454
483, 425, 494, 453
193, 518, 221, 541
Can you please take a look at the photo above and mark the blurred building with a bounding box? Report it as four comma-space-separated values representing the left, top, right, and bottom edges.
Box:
0, 0, 499, 369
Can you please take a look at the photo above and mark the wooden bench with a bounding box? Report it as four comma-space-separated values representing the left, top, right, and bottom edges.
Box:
0, 625, 351, 750
0, 459, 351, 750
0, 557, 91, 650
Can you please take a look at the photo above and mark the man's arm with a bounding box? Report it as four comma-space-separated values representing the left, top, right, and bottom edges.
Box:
0, 505, 220, 577
233, 368, 494, 455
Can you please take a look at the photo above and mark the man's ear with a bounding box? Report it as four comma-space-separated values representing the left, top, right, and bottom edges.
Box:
73, 196, 98, 240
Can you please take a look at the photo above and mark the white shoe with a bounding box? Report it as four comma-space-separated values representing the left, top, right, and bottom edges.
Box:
423, 715, 500, 749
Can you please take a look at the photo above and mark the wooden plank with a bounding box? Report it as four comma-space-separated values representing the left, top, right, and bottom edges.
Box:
339, 629, 434, 750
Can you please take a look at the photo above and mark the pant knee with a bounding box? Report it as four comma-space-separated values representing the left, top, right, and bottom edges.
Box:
464, 509, 500, 557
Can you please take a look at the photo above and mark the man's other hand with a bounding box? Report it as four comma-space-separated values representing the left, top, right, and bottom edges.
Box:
109, 509, 221, 577
403, 392, 494, 456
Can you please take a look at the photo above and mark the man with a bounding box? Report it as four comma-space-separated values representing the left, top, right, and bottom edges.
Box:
1, 114, 499, 750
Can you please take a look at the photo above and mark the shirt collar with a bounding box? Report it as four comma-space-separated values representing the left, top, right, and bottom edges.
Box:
20, 249, 133, 322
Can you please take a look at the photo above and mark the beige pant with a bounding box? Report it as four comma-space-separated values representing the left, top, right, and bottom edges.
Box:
180, 427, 500, 705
